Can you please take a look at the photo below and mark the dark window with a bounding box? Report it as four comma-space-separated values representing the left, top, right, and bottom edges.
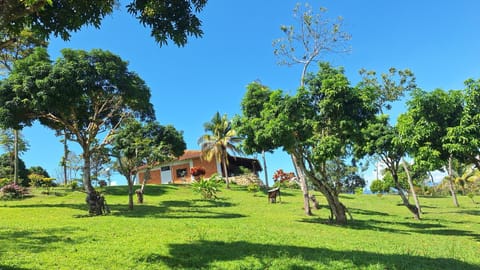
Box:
161, 166, 170, 171
176, 168, 187, 177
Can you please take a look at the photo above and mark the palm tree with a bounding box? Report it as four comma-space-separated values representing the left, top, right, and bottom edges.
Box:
198, 112, 243, 189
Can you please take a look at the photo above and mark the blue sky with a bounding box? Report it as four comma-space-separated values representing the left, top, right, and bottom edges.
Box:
13, 1, 480, 186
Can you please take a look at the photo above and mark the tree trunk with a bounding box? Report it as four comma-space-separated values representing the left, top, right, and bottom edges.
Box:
82, 150, 94, 193
63, 131, 68, 186
318, 183, 348, 224
13, 129, 18, 185
291, 152, 311, 216
262, 150, 269, 188
127, 174, 134, 210
392, 171, 420, 220
447, 156, 460, 207
401, 159, 422, 214
222, 156, 230, 189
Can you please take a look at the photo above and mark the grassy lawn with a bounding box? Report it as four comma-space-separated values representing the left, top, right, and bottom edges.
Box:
1, 184, 479, 270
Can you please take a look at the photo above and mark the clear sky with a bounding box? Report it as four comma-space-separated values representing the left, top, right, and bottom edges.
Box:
13, 0, 480, 186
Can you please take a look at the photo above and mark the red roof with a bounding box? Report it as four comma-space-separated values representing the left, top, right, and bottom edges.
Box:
178, 150, 202, 160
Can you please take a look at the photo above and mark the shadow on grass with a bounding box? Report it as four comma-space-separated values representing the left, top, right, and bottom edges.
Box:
0, 265, 30, 270
103, 185, 178, 196
0, 226, 86, 255
140, 240, 480, 270
110, 199, 246, 219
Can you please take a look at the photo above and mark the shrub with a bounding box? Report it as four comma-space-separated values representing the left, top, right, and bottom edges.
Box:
247, 182, 260, 194
1, 183, 27, 200
69, 180, 79, 190
191, 177, 219, 200
355, 187, 364, 195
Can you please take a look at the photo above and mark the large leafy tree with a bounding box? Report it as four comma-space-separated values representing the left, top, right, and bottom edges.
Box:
0, 48, 154, 210
1, 0, 207, 49
273, 3, 351, 215
359, 116, 422, 219
111, 118, 186, 210
236, 82, 277, 188
198, 112, 243, 189
445, 79, 480, 171
0, 152, 28, 185
253, 63, 376, 224
397, 88, 464, 207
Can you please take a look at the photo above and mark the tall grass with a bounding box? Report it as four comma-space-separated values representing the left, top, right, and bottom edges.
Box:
1, 185, 479, 269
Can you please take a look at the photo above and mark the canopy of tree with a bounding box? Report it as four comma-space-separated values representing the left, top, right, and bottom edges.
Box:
1, 0, 207, 49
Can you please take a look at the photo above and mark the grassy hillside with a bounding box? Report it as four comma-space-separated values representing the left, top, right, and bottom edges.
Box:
0, 184, 479, 269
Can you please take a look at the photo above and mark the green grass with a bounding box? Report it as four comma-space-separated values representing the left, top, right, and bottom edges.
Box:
1, 185, 479, 270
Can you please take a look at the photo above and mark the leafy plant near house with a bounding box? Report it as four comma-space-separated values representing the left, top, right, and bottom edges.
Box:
191, 177, 220, 200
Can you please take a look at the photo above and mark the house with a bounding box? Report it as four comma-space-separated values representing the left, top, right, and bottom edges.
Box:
135, 150, 262, 184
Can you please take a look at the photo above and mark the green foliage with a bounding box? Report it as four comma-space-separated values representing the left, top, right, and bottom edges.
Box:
69, 180, 79, 190
247, 182, 260, 194
198, 112, 243, 188
28, 166, 49, 178
0, 153, 29, 186
191, 177, 220, 200
354, 187, 364, 195
370, 179, 389, 194
1, 0, 207, 49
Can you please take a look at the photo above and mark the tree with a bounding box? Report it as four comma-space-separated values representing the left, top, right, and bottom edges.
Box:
28, 166, 50, 178
236, 81, 277, 188
273, 3, 351, 216
0, 152, 28, 186
445, 78, 480, 171
398, 88, 464, 207
1, 0, 207, 50
273, 3, 351, 86
251, 63, 377, 224
360, 116, 422, 219
198, 112, 243, 189
0, 48, 154, 212
370, 179, 389, 194
111, 118, 186, 210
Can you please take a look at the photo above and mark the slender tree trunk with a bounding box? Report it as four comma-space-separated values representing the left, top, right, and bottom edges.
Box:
392, 172, 420, 220
262, 150, 269, 188
447, 156, 460, 207
82, 148, 94, 193
222, 156, 230, 189
13, 129, 18, 185
63, 131, 68, 186
127, 174, 134, 210
291, 152, 311, 216
401, 159, 421, 214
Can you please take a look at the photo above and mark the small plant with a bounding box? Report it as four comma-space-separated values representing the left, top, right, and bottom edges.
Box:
247, 182, 260, 194
69, 180, 79, 190
1, 183, 27, 200
355, 187, 364, 195
467, 192, 476, 204
191, 177, 219, 200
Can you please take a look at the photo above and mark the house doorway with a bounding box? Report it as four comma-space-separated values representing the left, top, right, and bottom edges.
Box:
160, 166, 172, 184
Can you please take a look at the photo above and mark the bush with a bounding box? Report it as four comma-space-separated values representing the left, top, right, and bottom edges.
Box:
191, 177, 220, 200
69, 180, 79, 190
1, 183, 27, 200
247, 182, 260, 194
355, 187, 364, 195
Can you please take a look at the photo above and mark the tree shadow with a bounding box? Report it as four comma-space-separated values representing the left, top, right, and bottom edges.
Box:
139, 240, 480, 270
110, 200, 246, 219
0, 227, 86, 255
103, 185, 177, 196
